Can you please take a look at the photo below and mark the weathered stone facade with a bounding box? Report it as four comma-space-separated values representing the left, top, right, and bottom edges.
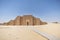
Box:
3, 15, 47, 25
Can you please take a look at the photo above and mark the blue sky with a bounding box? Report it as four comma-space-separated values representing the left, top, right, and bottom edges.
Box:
0, 0, 60, 23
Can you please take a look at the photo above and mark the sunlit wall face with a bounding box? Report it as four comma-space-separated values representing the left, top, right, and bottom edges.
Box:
0, 0, 60, 23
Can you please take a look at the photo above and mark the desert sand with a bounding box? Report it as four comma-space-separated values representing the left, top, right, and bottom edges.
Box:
0, 23, 60, 40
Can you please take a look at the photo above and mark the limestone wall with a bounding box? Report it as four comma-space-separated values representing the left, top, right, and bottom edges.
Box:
21, 15, 34, 25
3, 15, 47, 25
7, 20, 15, 25
14, 16, 21, 25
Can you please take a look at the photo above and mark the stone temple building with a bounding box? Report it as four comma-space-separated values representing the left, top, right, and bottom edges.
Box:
3, 15, 47, 25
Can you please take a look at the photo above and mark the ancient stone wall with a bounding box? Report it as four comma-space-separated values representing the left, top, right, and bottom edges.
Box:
3, 15, 47, 25
14, 16, 21, 25
21, 15, 34, 25
7, 20, 15, 25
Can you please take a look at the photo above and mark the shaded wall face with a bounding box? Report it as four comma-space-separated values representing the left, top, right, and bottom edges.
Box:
14, 16, 21, 25
36, 19, 40, 25
33, 18, 40, 25
7, 20, 15, 25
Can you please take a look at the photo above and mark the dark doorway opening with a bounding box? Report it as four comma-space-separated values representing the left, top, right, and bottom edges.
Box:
27, 22, 29, 25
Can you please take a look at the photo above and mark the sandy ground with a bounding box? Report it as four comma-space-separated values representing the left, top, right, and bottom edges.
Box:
0, 23, 60, 40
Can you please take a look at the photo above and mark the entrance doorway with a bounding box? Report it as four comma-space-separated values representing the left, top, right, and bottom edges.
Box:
27, 22, 29, 25
26, 20, 30, 25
